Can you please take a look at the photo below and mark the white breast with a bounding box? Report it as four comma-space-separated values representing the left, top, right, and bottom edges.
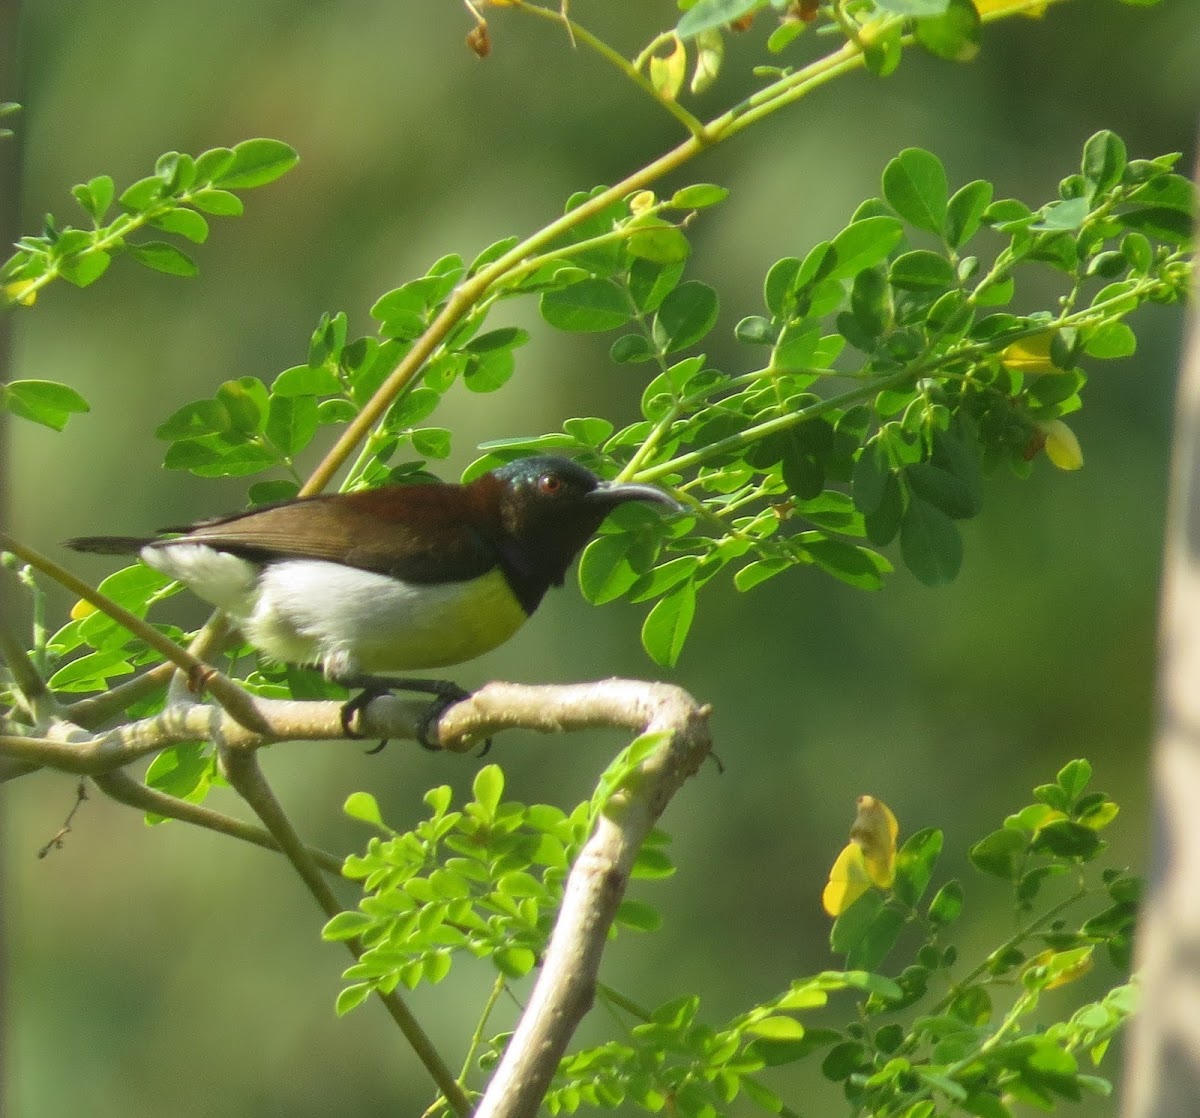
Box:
142, 544, 529, 677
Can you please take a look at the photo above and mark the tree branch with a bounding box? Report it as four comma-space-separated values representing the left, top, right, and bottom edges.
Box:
468, 680, 713, 1118
91, 768, 344, 875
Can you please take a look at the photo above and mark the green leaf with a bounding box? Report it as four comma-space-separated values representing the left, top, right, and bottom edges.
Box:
73, 174, 114, 221
889, 249, 955, 291
670, 184, 730, 209
676, 0, 763, 39
847, 904, 907, 971
344, 792, 385, 827
915, 0, 980, 61
334, 983, 373, 1016
945, 179, 993, 248
746, 1015, 805, 1040
163, 436, 279, 477
272, 364, 343, 397
130, 241, 198, 277
804, 537, 888, 591
151, 208, 210, 244
463, 349, 515, 393
579, 534, 640, 605
893, 827, 943, 907
962, 1093, 1014, 1118
58, 250, 111, 288
1, 379, 90, 431
822, 1039, 867, 1081
653, 281, 719, 354
630, 555, 702, 601
540, 279, 630, 332
156, 399, 230, 440
852, 440, 890, 516
1031, 820, 1101, 859
900, 498, 962, 586
1084, 322, 1137, 359
118, 175, 165, 212
141, 742, 215, 815
189, 188, 243, 216
969, 828, 1027, 879
641, 579, 696, 667
927, 879, 964, 927
266, 394, 319, 457
494, 946, 537, 979
1031, 197, 1090, 232
628, 258, 685, 315
248, 480, 300, 505
883, 148, 949, 235
212, 138, 299, 189
1057, 758, 1092, 799
411, 427, 452, 458
473, 763, 504, 818
611, 333, 656, 364
48, 649, 134, 691
217, 377, 268, 435
827, 216, 905, 281
1082, 130, 1127, 196
616, 899, 663, 932
626, 219, 691, 264
906, 462, 978, 519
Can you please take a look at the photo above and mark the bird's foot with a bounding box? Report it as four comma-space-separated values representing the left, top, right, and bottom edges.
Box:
335, 675, 489, 754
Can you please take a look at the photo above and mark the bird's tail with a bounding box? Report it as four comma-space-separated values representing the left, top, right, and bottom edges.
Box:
63, 536, 153, 555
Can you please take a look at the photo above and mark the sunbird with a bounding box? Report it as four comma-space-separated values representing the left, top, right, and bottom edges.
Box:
67, 455, 679, 744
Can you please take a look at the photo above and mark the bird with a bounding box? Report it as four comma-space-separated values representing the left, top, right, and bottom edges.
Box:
65, 455, 679, 747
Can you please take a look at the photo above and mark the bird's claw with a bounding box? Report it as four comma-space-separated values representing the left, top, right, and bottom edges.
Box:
337, 678, 489, 754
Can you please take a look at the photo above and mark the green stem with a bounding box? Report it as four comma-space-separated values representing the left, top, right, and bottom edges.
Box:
457, 972, 509, 1087
517, 5, 708, 139
929, 884, 1092, 1017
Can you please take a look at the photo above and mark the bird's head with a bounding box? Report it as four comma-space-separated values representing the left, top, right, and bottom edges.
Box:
481, 455, 679, 588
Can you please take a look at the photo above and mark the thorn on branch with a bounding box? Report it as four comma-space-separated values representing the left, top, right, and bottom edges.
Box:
37, 779, 88, 859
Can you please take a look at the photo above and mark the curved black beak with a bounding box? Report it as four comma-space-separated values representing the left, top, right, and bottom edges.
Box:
588, 480, 682, 514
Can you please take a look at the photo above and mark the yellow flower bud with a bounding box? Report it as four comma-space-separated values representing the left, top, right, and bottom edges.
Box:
1040, 419, 1084, 471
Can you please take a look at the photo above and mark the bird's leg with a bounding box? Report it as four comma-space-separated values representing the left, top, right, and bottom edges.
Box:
333, 673, 487, 753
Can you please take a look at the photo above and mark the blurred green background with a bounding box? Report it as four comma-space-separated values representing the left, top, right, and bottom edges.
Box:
4, 1, 1197, 1115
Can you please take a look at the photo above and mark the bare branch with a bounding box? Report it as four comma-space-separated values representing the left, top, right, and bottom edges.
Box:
473, 680, 712, 1118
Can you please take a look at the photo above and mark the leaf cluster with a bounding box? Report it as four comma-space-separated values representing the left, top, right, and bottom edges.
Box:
322, 762, 675, 1015
328, 758, 1137, 1117
538, 761, 1135, 1117
0, 138, 297, 312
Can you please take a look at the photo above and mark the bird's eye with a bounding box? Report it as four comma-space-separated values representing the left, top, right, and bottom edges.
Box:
538, 473, 563, 495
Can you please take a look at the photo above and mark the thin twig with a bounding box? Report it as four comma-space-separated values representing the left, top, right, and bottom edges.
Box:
92, 769, 345, 875
217, 746, 473, 1117
36, 779, 88, 858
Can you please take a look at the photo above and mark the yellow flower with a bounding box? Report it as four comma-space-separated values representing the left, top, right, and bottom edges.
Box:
1000, 332, 1056, 374
3, 280, 38, 307
973, 0, 1047, 17
1040, 419, 1084, 471
822, 795, 899, 916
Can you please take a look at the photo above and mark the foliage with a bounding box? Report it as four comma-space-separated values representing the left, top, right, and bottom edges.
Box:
328, 759, 1137, 1117
0, 1, 1186, 1115
0, 137, 297, 312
